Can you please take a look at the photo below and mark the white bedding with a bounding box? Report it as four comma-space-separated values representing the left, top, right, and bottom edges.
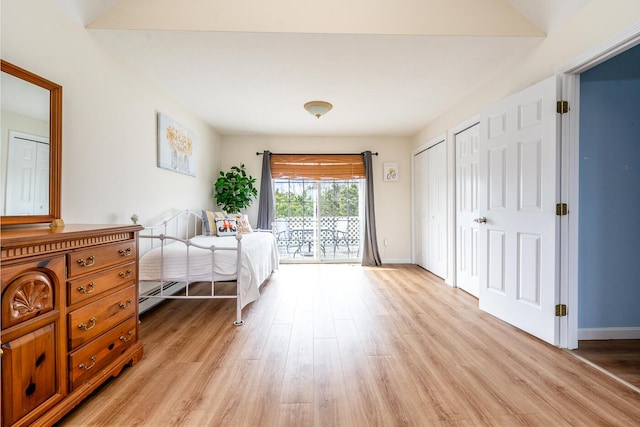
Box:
139, 232, 279, 308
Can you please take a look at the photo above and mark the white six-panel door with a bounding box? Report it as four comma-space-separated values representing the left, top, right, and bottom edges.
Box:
478, 76, 559, 345
455, 123, 480, 297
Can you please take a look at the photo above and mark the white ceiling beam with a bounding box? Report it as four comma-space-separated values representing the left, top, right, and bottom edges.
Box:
87, 0, 544, 37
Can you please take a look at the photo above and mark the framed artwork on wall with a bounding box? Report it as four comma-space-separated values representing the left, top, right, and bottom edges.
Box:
157, 112, 197, 176
384, 162, 398, 182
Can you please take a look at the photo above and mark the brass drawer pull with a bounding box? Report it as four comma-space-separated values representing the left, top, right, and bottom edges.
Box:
119, 299, 133, 309
120, 330, 133, 343
77, 256, 95, 267
78, 317, 97, 331
119, 248, 132, 256
79, 355, 97, 370
77, 281, 96, 294
119, 269, 132, 279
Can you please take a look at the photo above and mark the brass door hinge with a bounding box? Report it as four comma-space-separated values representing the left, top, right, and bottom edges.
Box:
557, 100, 569, 114
556, 304, 567, 317
556, 203, 568, 216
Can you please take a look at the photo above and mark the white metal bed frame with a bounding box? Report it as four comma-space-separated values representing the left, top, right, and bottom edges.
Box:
137, 209, 249, 325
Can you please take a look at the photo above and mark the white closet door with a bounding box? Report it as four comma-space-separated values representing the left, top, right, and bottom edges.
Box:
5, 131, 49, 216
455, 124, 480, 297
478, 76, 559, 345
413, 149, 428, 268
427, 142, 447, 278
34, 143, 50, 214
414, 142, 447, 278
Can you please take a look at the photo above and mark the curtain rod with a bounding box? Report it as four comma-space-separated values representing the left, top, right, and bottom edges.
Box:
256, 151, 378, 156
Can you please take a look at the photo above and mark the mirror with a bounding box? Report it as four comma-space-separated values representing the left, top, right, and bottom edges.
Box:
1, 60, 61, 226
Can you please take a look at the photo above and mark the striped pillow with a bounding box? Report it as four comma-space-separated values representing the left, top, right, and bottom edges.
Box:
202, 211, 226, 235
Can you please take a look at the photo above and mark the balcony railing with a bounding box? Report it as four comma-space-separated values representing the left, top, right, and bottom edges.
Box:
272, 216, 360, 260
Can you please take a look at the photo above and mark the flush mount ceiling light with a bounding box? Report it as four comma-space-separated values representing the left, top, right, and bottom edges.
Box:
304, 100, 333, 118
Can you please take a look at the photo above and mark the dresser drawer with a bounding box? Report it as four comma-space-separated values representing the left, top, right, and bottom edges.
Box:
69, 316, 137, 390
67, 261, 136, 306
67, 240, 137, 278
68, 286, 136, 350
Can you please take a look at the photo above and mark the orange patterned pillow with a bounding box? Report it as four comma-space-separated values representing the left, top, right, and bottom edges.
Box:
215, 218, 237, 236
227, 213, 253, 233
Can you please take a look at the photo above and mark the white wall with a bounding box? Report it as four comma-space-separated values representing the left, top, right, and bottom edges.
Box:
1, 0, 222, 226
221, 135, 412, 263
407, 0, 640, 287
9, 0, 635, 268
412, 0, 640, 148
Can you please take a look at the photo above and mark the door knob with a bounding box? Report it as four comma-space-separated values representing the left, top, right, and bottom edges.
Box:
474, 217, 487, 224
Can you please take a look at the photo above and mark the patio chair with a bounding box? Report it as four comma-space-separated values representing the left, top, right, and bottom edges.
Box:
333, 219, 352, 256
272, 219, 295, 255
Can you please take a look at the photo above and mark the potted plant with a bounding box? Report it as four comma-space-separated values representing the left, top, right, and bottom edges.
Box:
214, 164, 258, 213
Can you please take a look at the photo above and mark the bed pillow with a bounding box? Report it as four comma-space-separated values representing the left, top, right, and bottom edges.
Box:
215, 218, 237, 236
227, 213, 253, 233
202, 210, 227, 236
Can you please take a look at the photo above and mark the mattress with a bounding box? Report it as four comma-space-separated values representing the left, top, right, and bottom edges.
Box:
139, 232, 279, 308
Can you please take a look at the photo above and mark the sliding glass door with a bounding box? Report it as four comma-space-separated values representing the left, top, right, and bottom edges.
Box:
273, 178, 362, 262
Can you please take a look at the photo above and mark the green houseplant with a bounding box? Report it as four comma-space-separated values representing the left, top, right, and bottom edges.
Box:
214, 164, 258, 213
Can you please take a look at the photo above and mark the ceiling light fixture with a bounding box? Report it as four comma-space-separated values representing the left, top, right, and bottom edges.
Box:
304, 100, 332, 118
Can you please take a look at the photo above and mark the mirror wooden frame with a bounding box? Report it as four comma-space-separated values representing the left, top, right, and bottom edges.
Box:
1, 60, 62, 226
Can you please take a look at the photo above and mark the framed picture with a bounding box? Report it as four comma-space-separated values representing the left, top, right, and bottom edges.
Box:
157, 112, 197, 176
384, 162, 398, 182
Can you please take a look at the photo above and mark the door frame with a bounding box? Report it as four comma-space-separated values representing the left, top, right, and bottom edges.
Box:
558, 22, 640, 349
273, 178, 365, 264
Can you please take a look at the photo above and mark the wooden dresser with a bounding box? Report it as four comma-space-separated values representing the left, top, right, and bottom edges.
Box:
1, 224, 144, 427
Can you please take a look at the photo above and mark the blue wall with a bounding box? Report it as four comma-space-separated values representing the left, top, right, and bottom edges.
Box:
578, 44, 640, 329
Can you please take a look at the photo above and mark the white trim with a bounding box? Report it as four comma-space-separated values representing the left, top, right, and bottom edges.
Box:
8, 130, 49, 145
578, 327, 640, 340
410, 147, 418, 265
561, 72, 581, 350
411, 133, 447, 155
559, 22, 640, 350
556, 73, 569, 349
449, 115, 481, 136
559, 21, 640, 74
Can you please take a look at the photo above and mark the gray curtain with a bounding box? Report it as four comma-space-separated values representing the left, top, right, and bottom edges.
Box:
361, 151, 382, 266
256, 151, 274, 230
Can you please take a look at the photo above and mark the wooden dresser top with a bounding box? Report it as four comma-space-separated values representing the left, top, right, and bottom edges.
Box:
1, 224, 143, 261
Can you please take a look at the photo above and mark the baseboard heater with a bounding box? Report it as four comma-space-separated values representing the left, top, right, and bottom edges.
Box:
138, 281, 187, 314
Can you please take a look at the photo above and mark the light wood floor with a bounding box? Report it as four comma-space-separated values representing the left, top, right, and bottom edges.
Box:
59, 264, 640, 426
573, 340, 640, 388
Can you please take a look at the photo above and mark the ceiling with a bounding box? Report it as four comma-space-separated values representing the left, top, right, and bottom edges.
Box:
53, 0, 594, 136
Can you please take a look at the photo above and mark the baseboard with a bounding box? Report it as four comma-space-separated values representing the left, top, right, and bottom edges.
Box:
381, 258, 412, 264
578, 327, 640, 340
